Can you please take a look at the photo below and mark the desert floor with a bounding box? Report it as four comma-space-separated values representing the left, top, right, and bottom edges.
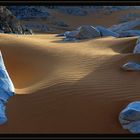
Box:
0, 33, 138, 133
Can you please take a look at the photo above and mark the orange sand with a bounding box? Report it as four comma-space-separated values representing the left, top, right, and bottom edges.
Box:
0, 33, 138, 133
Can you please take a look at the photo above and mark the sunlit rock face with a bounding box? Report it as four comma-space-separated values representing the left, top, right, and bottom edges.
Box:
0, 51, 14, 125
119, 102, 140, 134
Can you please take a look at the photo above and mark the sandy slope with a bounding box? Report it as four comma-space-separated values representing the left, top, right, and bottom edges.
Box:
0, 33, 138, 133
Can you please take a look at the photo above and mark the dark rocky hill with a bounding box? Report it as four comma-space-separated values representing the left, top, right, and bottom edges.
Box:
0, 6, 32, 34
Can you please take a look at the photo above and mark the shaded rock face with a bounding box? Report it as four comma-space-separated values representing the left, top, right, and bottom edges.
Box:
76, 25, 101, 39
121, 61, 140, 71
119, 101, 140, 134
0, 6, 25, 34
0, 52, 14, 125
95, 26, 120, 37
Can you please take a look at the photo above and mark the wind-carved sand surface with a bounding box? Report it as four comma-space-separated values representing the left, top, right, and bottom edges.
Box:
0, 33, 139, 133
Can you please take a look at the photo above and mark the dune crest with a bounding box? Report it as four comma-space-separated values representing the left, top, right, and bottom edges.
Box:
0, 33, 138, 133
0, 34, 136, 94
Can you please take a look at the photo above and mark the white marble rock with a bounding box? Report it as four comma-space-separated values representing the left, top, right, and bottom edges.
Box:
119, 101, 140, 134
133, 37, 140, 54
121, 61, 140, 71
0, 51, 14, 124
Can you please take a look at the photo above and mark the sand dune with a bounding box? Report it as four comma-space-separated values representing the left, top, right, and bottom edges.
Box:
0, 33, 138, 133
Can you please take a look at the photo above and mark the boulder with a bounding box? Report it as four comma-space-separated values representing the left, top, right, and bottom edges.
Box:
133, 37, 140, 54
119, 101, 140, 134
0, 51, 14, 124
75, 25, 101, 39
95, 26, 120, 37
62, 25, 101, 41
121, 61, 140, 71
24, 28, 33, 34
108, 19, 140, 33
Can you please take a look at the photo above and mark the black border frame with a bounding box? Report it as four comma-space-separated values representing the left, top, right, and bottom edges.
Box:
1, 0, 140, 139
2, 0, 140, 5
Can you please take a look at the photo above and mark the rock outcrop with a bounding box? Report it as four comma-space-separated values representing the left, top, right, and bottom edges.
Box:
119, 101, 140, 134
0, 6, 22, 34
0, 6, 32, 34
